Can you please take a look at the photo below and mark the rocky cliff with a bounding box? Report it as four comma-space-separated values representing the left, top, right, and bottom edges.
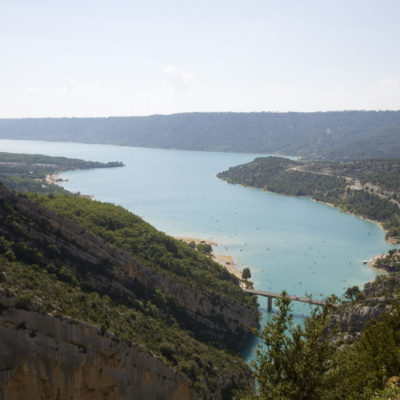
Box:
0, 304, 197, 400
331, 273, 400, 340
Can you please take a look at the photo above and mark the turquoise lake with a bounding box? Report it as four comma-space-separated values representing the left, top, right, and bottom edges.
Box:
0, 139, 393, 361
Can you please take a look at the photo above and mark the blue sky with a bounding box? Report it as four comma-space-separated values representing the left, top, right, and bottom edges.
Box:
1, 0, 399, 117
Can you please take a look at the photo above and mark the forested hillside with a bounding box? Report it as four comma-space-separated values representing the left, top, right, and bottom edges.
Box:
0, 184, 259, 398
218, 157, 400, 243
0, 111, 400, 159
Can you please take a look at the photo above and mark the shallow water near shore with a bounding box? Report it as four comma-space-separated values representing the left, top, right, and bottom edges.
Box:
0, 139, 393, 362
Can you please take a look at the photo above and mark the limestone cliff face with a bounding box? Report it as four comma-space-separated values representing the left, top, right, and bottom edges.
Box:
0, 184, 259, 350
332, 299, 393, 340
0, 306, 198, 400
331, 274, 400, 340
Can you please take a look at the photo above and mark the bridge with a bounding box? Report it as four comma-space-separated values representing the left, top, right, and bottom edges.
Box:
243, 288, 327, 312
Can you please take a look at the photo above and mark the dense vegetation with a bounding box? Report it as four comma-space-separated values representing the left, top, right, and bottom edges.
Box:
0, 152, 123, 193
0, 185, 258, 397
1, 111, 400, 159
218, 157, 400, 242
373, 249, 400, 273
239, 292, 400, 400
29, 193, 255, 309
0, 174, 70, 194
305, 159, 400, 194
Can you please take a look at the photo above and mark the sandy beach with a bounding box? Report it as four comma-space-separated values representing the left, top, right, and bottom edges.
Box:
45, 174, 68, 184
213, 254, 243, 280
176, 236, 243, 280
368, 254, 383, 265
45, 174, 94, 199
174, 236, 218, 246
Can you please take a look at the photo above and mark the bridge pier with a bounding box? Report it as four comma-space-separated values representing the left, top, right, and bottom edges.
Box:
267, 296, 272, 312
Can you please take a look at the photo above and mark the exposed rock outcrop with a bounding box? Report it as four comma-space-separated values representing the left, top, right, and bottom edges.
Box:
332, 299, 393, 340
331, 273, 400, 340
0, 306, 197, 400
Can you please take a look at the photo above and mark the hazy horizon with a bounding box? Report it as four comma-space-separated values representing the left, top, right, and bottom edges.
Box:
1, 109, 400, 120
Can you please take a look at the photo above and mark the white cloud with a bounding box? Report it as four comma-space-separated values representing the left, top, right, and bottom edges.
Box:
58, 77, 100, 95
26, 87, 42, 96
59, 77, 77, 94
162, 65, 194, 94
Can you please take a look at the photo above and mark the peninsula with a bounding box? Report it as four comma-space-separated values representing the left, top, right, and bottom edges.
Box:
0, 152, 124, 194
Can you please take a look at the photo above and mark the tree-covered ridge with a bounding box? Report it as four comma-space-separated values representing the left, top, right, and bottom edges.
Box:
301, 159, 400, 195
218, 157, 347, 196
2, 186, 259, 346
0, 152, 124, 178
29, 193, 255, 309
217, 157, 400, 243
0, 152, 124, 193
0, 111, 400, 160
0, 183, 259, 397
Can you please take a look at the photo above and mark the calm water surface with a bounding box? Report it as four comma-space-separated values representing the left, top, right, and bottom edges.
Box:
0, 139, 392, 361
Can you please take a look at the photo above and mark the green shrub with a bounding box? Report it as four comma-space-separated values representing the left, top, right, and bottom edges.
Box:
15, 293, 33, 310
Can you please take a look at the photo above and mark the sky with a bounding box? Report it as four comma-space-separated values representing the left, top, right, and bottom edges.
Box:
1, 0, 400, 117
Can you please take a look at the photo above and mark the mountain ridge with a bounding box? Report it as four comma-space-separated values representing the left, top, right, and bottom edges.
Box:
1, 110, 400, 160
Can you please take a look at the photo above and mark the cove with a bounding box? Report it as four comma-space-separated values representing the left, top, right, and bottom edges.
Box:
0, 139, 392, 361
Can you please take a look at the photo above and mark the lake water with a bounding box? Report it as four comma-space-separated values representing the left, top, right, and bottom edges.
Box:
0, 139, 393, 361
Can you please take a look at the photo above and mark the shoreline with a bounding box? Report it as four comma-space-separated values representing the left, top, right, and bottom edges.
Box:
174, 236, 218, 247
46, 173, 95, 200
45, 173, 69, 185
229, 180, 398, 245
213, 254, 243, 280
175, 236, 243, 280
368, 250, 400, 274
299, 198, 399, 274
368, 254, 388, 273
222, 181, 398, 285
312, 198, 399, 245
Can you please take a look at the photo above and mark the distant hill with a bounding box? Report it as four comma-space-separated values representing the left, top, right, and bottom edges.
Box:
0, 111, 400, 160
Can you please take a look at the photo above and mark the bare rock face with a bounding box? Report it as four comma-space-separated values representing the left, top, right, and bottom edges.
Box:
0, 308, 198, 400
331, 274, 400, 341
332, 300, 393, 339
